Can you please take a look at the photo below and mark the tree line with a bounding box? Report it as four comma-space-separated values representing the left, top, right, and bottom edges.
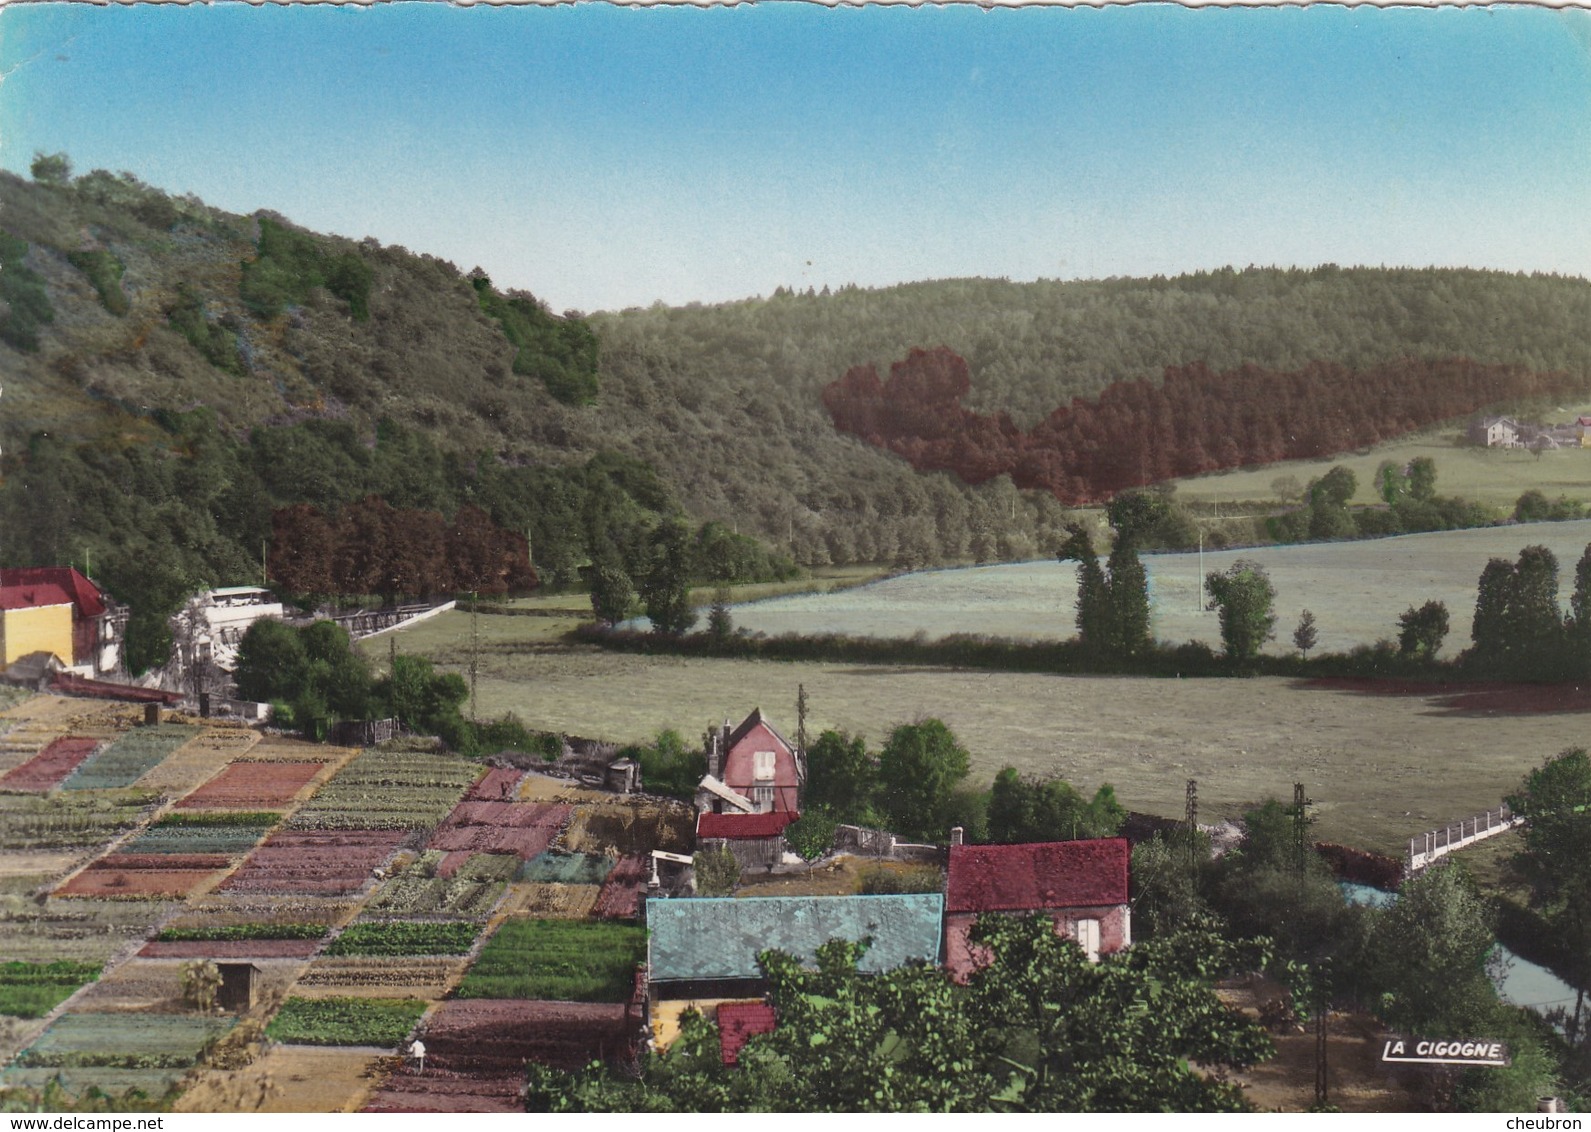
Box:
823, 346, 1584, 504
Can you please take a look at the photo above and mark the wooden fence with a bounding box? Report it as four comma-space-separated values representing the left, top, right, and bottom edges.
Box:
1407, 803, 1522, 873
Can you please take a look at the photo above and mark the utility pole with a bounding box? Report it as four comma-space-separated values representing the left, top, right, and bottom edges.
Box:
1185, 778, 1198, 868
1292, 782, 1313, 876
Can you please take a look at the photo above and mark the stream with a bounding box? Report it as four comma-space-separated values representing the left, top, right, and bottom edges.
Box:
1340, 882, 1582, 1022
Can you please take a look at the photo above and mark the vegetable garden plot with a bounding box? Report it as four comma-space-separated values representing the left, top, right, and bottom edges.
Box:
265, 997, 428, 1046
559, 800, 695, 856
0, 895, 177, 964
361, 851, 516, 919
5, 1011, 235, 1081
0, 790, 157, 851
362, 999, 638, 1112
221, 829, 405, 896
326, 920, 480, 957
455, 918, 646, 1002
139, 938, 323, 959
496, 883, 600, 920
0, 738, 101, 792
591, 854, 649, 921
61, 725, 198, 791
0, 961, 101, 1019
294, 957, 463, 1000
465, 766, 525, 801
141, 915, 330, 960
133, 727, 260, 796
0, 1065, 185, 1102
286, 750, 479, 831
163, 895, 355, 933
426, 800, 570, 858
122, 812, 280, 855
56, 853, 234, 899
519, 850, 614, 886
176, 760, 326, 810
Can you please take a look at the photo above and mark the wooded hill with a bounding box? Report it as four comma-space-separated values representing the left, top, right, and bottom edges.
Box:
5, 161, 1591, 639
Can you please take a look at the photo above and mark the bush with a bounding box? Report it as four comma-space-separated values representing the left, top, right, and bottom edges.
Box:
65, 250, 129, 316
693, 846, 740, 896
783, 809, 837, 862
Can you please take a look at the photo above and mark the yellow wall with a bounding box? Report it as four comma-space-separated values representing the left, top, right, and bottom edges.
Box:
0, 603, 73, 668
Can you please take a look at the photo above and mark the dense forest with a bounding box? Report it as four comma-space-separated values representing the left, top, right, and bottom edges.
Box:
6, 159, 1591, 660
826, 347, 1584, 503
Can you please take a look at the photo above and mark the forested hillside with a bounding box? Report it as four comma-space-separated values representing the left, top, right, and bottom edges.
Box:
4, 160, 1591, 658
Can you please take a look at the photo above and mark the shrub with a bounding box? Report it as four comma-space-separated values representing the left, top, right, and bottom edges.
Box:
65, 250, 129, 316
692, 846, 740, 897
784, 809, 838, 862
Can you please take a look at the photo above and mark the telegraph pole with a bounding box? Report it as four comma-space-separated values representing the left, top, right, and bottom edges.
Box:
1184, 778, 1198, 868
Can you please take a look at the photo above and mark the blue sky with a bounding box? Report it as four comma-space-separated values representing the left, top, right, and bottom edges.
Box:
2, 3, 1589, 313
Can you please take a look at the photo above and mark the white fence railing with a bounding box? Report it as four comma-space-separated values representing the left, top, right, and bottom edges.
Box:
1407, 804, 1522, 872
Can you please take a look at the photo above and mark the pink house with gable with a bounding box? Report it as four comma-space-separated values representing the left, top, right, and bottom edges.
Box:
703, 708, 803, 814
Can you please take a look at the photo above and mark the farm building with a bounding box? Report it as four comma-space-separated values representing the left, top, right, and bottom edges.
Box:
943, 838, 1131, 981
0, 567, 126, 677
695, 809, 800, 871
1469, 415, 1523, 448
703, 708, 803, 813
645, 893, 944, 1003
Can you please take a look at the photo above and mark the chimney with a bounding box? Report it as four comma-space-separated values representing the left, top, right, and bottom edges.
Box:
950, 826, 964, 847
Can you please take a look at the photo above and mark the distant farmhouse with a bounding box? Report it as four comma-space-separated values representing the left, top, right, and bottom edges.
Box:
1470, 415, 1523, 448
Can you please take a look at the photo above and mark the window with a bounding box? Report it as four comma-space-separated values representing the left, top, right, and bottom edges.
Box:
753, 750, 776, 781
752, 786, 774, 812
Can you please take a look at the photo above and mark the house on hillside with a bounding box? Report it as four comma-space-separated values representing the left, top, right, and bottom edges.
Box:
644, 893, 944, 1032
695, 809, 800, 871
943, 837, 1131, 981
1470, 416, 1523, 448
0, 567, 127, 678
702, 708, 803, 814
1577, 416, 1591, 448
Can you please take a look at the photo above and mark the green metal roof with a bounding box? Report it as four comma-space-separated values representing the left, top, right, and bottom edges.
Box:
646, 893, 944, 982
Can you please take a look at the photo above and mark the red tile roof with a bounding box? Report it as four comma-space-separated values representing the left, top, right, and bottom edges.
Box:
945, 838, 1130, 914
0, 583, 73, 612
696, 810, 799, 840
717, 1002, 776, 1066
0, 568, 106, 618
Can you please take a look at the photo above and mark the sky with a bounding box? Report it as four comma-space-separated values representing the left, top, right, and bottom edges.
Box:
1, 2, 1589, 314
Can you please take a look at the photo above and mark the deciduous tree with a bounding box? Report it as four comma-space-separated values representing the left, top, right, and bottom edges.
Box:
876, 719, 971, 842
1205, 559, 1277, 663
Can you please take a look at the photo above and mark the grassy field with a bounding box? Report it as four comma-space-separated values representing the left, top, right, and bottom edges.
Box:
726, 519, 1591, 654
408, 630, 1581, 854
1168, 423, 1591, 509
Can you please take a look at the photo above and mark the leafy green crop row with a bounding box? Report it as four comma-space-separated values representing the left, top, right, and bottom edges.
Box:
153, 811, 282, 827
325, 920, 480, 957
456, 918, 645, 1002
263, 996, 426, 1047
0, 961, 101, 1019
154, 922, 325, 942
